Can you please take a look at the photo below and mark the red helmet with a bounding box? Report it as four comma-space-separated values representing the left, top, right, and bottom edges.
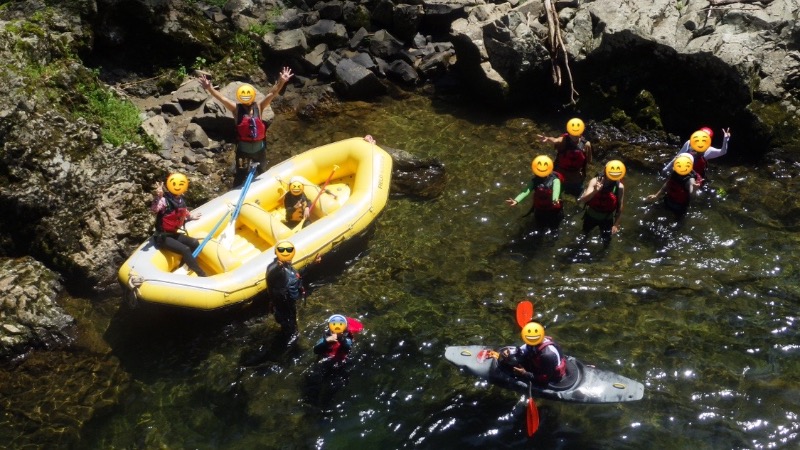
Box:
699, 127, 713, 138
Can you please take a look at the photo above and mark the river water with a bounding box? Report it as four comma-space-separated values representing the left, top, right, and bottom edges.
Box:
2, 93, 798, 449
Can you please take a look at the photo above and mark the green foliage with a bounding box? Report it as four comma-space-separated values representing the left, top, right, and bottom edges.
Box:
249, 21, 276, 36
229, 31, 262, 65
74, 76, 144, 147
249, 8, 281, 36
192, 56, 207, 71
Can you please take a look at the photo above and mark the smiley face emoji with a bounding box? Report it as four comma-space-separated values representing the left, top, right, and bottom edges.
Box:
289, 181, 304, 196
531, 155, 554, 178
236, 83, 256, 105
328, 314, 348, 334
166, 173, 189, 195
673, 154, 694, 176
274, 240, 296, 262
566, 118, 585, 137
605, 160, 626, 181
689, 130, 711, 153
521, 321, 545, 346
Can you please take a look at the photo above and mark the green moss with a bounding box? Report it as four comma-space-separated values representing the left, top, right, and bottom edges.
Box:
749, 101, 800, 151
633, 90, 664, 130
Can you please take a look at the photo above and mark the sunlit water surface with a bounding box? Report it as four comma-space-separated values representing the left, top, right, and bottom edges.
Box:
1, 93, 798, 449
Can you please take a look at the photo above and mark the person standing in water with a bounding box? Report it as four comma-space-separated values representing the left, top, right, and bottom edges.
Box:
506, 155, 564, 234
578, 160, 626, 247
538, 118, 593, 198
661, 127, 731, 187
648, 154, 697, 219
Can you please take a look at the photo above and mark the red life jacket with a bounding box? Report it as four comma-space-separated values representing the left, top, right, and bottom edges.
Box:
555, 134, 587, 171
158, 192, 188, 233
235, 104, 267, 142
586, 181, 619, 214
666, 172, 694, 206
693, 153, 707, 186
532, 173, 563, 211
319, 331, 354, 362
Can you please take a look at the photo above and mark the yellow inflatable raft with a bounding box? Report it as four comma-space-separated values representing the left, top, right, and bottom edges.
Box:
118, 137, 393, 310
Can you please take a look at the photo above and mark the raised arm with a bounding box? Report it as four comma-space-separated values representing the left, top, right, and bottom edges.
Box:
259, 67, 294, 111
704, 127, 731, 160
199, 74, 236, 114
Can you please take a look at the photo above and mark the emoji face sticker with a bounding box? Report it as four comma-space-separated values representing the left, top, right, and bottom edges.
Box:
673, 154, 694, 176
328, 314, 348, 334
290, 181, 304, 196
166, 173, 188, 196
521, 321, 545, 346
689, 130, 711, 153
236, 84, 256, 105
566, 118, 585, 137
274, 240, 296, 262
605, 160, 626, 181
531, 155, 554, 178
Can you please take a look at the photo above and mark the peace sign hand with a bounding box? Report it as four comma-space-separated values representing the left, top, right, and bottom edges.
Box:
722, 127, 731, 139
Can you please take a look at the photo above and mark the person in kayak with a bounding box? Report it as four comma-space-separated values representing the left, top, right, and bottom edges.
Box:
506, 155, 563, 234
537, 118, 593, 198
661, 127, 731, 187
198, 68, 293, 187
265, 240, 319, 343
578, 160, 626, 247
313, 314, 354, 363
647, 154, 697, 219
150, 173, 206, 277
501, 321, 566, 385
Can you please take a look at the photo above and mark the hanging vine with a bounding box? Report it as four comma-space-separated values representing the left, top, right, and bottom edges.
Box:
543, 0, 579, 105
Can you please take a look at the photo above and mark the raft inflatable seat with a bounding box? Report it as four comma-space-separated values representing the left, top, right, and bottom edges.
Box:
195, 238, 242, 275
237, 202, 294, 245
152, 245, 184, 272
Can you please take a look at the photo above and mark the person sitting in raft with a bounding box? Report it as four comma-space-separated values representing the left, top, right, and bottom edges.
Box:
537, 118, 593, 198
313, 314, 354, 363
578, 160, 626, 247
283, 176, 311, 228
506, 155, 563, 234
150, 173, 206, 277
662, 127, 731, 187
647, 154, 697, 220
501, 321, 566, 385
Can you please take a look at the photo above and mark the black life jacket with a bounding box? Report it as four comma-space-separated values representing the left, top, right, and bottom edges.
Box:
283, 192, 308, 223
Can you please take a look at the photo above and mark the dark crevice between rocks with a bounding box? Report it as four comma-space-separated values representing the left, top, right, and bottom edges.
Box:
572, 31, 768, 162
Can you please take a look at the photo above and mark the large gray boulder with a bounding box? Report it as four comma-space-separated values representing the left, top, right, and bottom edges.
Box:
333, 58, 388, 99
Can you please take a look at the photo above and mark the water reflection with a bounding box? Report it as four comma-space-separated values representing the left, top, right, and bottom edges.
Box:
2, 93, 799, 448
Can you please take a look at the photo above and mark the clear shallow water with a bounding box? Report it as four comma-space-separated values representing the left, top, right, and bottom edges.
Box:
2, 93, 799, 449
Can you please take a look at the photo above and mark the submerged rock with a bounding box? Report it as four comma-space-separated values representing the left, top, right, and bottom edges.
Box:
0, 257, 73, 361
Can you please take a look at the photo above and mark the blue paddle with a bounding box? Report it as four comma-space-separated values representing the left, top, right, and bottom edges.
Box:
192, 207, 231, 258
219, 163, 259, 248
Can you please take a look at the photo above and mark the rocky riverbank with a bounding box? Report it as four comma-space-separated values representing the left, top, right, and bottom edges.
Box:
0, 0, 797, 361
